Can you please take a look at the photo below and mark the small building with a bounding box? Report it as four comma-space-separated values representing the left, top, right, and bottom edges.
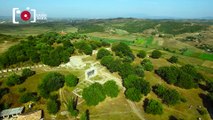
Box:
0, 106, 24, 119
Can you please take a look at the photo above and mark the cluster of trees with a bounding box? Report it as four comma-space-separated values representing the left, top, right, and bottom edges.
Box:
38, 72, 65, 98
65, 74, 79, 87
141, 59, 154, 71
19, 92, 39, 103
100, 55, 122, 73
158, 22, 207, 35
124, 75, 151, 102
144, 99, 163, 115
118, 20, 157, 33
77, 23, 105, 33
41, 46, 73, 66
100, 55, 145, 79
82, 80, 119, 106
0, 32, 78, 68
156, 64, 203, 89
153, 84, 181, 105
74, 40, 110, 55
151, 50, 162, 59
112, 42, 135, 62
96, 43, 151, 102
6, 69, 35, 86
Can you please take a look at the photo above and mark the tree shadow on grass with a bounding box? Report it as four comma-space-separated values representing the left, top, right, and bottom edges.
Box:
199, 93, 213, 119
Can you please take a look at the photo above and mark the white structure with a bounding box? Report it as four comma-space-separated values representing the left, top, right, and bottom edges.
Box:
85, 67, 97, 80
60, 56, 86, 69
0, 107, 24, 119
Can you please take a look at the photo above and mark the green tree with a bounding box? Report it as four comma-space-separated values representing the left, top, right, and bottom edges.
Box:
96, 48, 111, 59
22, 68, 36, 79
47, 99, 59, 114
6, 73, 22, 86
137, 50, 146, 58
103, 80, 119, 98
38, 72, 65, 98
125, 88, 142, 102
176, 71, 196, 89
19, 92, 39, 103
101, 56, 122, 73
168, 56, 178, 63
123, 74, 151, 96
82, 83, 106, 106
74, 41, 93, 55
141, 59, 154, 71
65, 74, 79, 87
134, 65, 145, 77
100, 55, 114, 66
151, 50, 162, 59
144, 99, 163, 115
118, 63, 135, 79
153, 84, 181, 105
163, 89, 180, 105
156, 66, 179, 84
180, 64, 198, 79
112, 42, 135, 61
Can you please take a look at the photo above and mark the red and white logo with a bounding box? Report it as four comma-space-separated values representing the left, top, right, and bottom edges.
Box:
12, 7, 36, 24
20, 10, 31, 21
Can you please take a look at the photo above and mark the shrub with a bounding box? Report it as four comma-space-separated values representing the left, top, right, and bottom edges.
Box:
151, 50, 162, 59
144, 99, 163, 115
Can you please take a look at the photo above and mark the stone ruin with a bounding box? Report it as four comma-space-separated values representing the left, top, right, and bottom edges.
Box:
85, 67, 97, 80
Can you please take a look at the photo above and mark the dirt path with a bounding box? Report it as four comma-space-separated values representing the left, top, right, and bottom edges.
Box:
126, 100, 146, 120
